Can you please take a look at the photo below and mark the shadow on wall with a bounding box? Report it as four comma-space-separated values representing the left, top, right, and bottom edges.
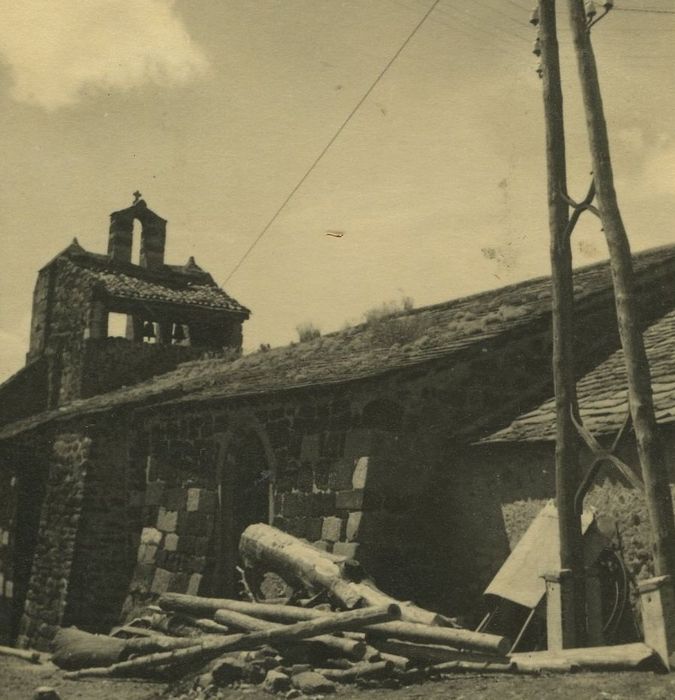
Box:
350, 400, 511, 621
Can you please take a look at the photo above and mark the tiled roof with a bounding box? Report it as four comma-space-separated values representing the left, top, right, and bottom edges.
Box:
1, 244, 674, 441
62, 244, 249, 315
485, 309, 675, 443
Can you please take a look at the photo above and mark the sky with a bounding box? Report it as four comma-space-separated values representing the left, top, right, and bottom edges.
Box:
0, 0, 674, 381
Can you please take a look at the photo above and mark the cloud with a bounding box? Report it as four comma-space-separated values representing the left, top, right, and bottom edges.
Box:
0, 0, 208, 109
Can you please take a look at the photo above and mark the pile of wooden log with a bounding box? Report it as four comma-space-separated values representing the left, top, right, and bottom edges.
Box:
50, 523, 663, 694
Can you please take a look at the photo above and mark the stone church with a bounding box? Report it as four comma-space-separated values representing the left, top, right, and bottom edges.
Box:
1, 197, 673, 649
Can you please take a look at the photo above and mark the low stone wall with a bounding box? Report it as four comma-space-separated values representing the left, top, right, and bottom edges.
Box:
122, 484, 217, 620
17, 434, 90, 649
0, 462, 17, 644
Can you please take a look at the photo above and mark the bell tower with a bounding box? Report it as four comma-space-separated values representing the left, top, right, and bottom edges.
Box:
23, 195, 250, 408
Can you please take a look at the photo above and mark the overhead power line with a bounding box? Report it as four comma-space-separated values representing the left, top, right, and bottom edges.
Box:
615, 7, 675, 14
223, 0, 442, 284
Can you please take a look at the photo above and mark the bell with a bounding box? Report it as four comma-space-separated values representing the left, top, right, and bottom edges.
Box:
603, 1, 613, 9
585, 0, 597, 19
529, 7, 539, 26
143, 321, 155, 338
173, 323, 185, 341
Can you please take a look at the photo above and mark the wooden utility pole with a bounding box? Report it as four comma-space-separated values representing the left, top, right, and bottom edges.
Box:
537, 0, 586, 647
566, 0, 675, 582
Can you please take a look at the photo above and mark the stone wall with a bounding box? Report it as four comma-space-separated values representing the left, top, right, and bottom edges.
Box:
118, 384, 512, 623
0, 457, 18, 644
474, 425, 675, 590
0, 359, 49, 427
62, 421, 143, 634
79, 338, 205, 399
17, 433, 90, 649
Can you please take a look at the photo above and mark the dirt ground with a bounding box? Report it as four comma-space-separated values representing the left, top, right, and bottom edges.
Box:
4, 657, 675, 700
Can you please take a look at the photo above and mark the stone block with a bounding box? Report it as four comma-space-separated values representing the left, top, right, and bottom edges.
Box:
164, 534, 179, 552
139, 544, 158, 564
187, 556, 207, 573
164, 488, 186, 511
187, 488, 217, 514
309, 491, 336, 516
297, 463, 314, 492
156, 508, 178, 533
150, 568, 172, 594
186, 488, 201, 512
179, 511, 214, 536
263, 670, 291, 694
305, 517, 323, 542
333, 542, 360, 560
346, 511, 363, 541
335, 489, 381, 511
177, 535, 196, 553
352, 457, 369, 489
321, 516, 344, 543
286, 517, 307, 539
168, 571, 190, 593
187, 573, 203, 596
327, 458, 354, 491
343, 429, 372, 459
282, 492, 311, 518
194, 536, 210, 556
291, 671, 335, 695
300, 434, 321, 462
312, 540, 333, 553
140, 527, 162, 546
313, 458, 330, 490
144, 480, 165, 507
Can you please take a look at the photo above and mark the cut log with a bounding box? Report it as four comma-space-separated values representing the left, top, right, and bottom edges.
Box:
239, 524, 448, 625
64, 604, 400, 679
430, 659, 515, 674
123, 634, 202, 655
160, 593, 320, 623
377, 651, 412, 670
316, 660, 393, 682
368, 639, 501, 665
510, 643, 664, 672
365, 621, 510, 656
160, 592, 505, 655
213, 607, 366, 661
0, 645, 41, 664
52, 628, 127, 670
52, 627, 200, 671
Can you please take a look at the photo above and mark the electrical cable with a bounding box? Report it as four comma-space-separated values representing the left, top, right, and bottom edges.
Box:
223, 0, 442, 284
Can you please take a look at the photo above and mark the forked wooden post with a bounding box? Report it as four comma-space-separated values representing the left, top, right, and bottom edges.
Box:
639, 575, 675, 669
543, 569, 576, 651
538, 0, 586, 646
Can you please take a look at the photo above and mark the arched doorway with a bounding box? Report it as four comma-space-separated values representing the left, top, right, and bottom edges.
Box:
213, 426, 273, 596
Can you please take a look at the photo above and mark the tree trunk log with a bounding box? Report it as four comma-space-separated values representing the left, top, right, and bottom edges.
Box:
368, 639, 499, 665
365, 621, 510, 656
239, 523, 448, 625
511, 642, 661, 672
161, 592, 508, 656
315, 660, 394, 682
52, 628, 127, 670
0, 645, 41, 664
212, 607, 366, 660
430, 659, 515, 674
64, 604, 399, 679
